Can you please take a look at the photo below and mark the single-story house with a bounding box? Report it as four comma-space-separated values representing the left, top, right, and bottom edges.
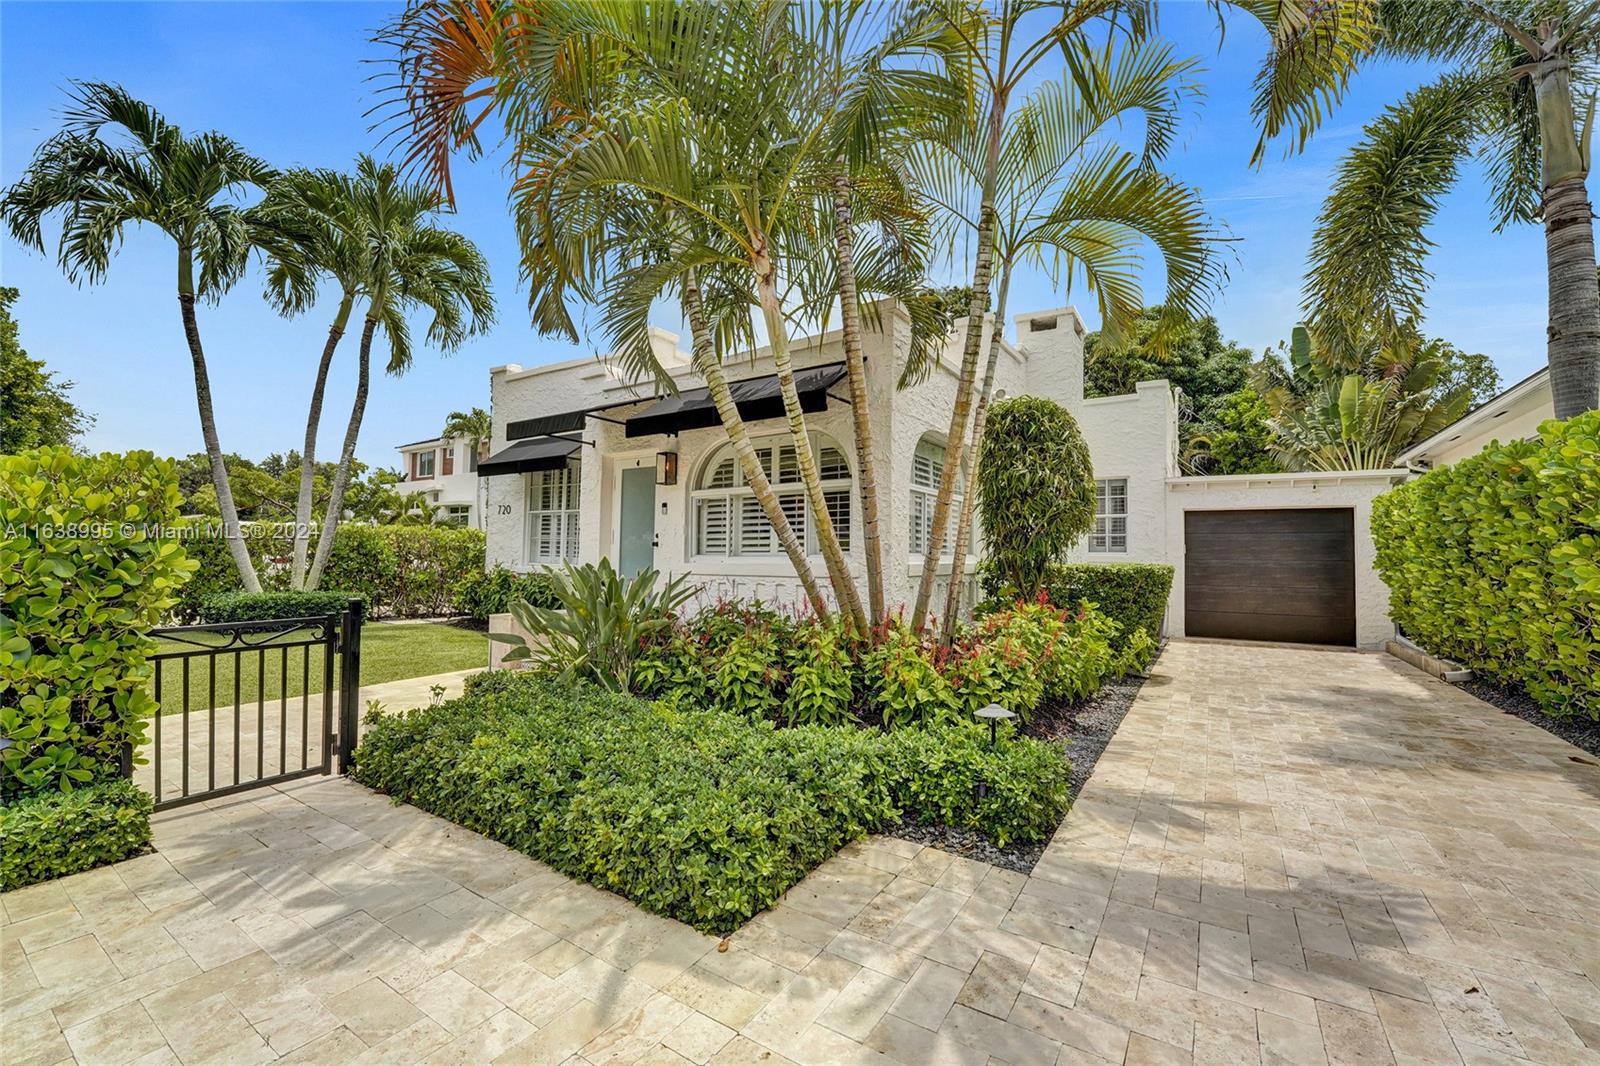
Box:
479, 301, 1403, 648
396, 435, 483, 526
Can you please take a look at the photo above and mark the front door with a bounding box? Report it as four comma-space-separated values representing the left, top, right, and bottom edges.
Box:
618, 466, 657, 577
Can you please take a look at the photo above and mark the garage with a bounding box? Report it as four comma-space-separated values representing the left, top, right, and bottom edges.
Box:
1184, 508, 1356, 646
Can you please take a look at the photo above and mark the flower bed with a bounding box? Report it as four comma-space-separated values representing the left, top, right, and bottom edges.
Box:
352, 675, 1071, 933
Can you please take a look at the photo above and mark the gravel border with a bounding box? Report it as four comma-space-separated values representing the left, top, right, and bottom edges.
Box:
883, 645, 1160, 875
1453, 676, 1600, 759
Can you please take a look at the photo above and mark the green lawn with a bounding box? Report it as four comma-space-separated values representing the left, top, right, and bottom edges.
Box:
150, 622, 487, 715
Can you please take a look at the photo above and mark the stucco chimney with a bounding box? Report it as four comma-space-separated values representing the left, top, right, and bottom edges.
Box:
1016, 307, 1086, 410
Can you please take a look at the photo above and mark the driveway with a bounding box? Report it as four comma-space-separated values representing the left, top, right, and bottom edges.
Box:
4, 642, 1598, 1064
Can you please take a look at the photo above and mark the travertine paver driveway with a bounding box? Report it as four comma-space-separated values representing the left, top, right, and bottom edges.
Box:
4, 641, 1599, 1065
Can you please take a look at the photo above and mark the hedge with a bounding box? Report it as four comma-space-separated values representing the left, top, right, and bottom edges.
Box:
452, 565, 561, 621
981, 562, 1173, 651
357, 676, 1072, 932
1, 448, 197, 800
1372, 412, 1598, 717
0, 779, 153, 891
170, 524, 487, 622
197, 590, 358, 624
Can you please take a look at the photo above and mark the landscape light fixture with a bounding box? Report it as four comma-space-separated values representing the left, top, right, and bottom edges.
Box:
975, 703, 1016, 747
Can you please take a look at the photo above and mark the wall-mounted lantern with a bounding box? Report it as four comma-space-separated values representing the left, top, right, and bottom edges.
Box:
655, 450, 679, 486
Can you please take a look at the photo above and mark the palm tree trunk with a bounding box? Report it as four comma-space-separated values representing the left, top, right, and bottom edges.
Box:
1534, 50, 1600, 419
751, 241, 870, 636
177, 248, 260, 594
911, 95, 1004, 632
306, 315, 374, 589
683, 272, 831, 620
831, 169, 885, 626
938, 267, 1013, 646
290, 292, 354, 589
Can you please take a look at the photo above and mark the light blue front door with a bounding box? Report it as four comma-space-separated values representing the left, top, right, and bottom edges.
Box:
618, 466, 656, 577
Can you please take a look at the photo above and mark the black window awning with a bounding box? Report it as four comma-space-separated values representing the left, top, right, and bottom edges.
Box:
478, 435, 582, 477
505, 409, 588, 441
624, 362, 846, 439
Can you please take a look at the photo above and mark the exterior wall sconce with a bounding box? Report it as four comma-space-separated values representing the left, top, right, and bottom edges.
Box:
655, 450, 679, 486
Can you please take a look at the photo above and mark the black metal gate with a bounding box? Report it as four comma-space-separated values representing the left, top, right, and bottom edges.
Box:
134, 598, 364, 810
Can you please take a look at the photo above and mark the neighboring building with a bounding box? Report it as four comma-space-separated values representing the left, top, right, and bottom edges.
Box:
480, 301, 1402, 649
396, 436, 483, 526
1395, 367, 1555, 470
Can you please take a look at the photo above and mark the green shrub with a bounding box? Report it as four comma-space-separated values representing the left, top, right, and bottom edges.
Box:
353, 677, 1072, 929
1, 448, 197, 800
197, 590, 357, 623
881, 724, 1071, 847
317, 524, 401, 614
1373, 413, 1599, 717
353, 680, 894, 933
782, 621, 853, 726
944, 599, 1120, 718
0, 778, 153, 890
861, 623, 959, 729
167, 517, 262, 623
976, 397, 1096, 599
385, 526, 485, 617
453, 565, 560, 620
985, 563, 1173, 653
714, 629, 783, 718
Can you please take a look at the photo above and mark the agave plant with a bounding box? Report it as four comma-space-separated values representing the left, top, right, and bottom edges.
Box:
489, 559, 698, 692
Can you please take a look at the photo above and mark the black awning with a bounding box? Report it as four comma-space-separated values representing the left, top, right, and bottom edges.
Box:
506, 409, 588, 441
478, 436, 582, 477
624, 362, 847, 439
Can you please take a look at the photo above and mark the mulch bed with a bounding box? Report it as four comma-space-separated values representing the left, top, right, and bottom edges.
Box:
883, 645, 1161, 875
1453, 676, 1600, 760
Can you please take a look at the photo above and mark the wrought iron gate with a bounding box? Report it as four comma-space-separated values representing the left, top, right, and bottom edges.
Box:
135, 599, 363, 810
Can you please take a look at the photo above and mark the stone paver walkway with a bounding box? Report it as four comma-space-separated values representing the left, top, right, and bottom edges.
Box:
5, 642, 1599, 1064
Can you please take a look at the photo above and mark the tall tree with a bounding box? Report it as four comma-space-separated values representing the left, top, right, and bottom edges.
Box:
910, 36, 1221, 641
0, 287, 93, 451
272, 158, 494, 589
1, 83, 272, 590
1303, 0, 1599, 419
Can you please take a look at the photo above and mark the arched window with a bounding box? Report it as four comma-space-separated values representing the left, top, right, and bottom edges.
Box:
691, 435, 852, 557
909, 435, 961, 556
526, 458, 580, 564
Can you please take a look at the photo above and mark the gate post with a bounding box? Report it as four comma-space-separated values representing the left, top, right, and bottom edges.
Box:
337, 597, 365, 770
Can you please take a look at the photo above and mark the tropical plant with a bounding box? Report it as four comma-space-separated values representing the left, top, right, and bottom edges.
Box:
1084, 308, 1255, 402
782, 619, 855, 726
1, 83, 273, 590
489, 558, 698, 691
1301, 1, 1599, 419
861, 622, 958, 730
974, 397, 1096, 602
0, 288, 93, 451
907, 19, 1227, 638
1181, 386, 1281, 476
1262, 324, 1473, 471
264, 157, 493, 589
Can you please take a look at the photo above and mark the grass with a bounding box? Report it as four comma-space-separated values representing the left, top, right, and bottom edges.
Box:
149, 622, 487, 715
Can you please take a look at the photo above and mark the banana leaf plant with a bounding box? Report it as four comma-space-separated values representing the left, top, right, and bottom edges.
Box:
489, 559, 698, 692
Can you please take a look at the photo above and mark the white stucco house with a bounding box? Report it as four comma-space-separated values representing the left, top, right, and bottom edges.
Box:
479, 301, 1403, 648
1395, 367, 1557, 470
396, 436, 483, 526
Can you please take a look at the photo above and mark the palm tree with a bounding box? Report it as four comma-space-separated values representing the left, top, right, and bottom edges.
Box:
911, 38, 1222, 643
275, 157, 494, 588
905, 0, 1378, 631
1302, 0, 1600, 419
1, 82, 272, 591
442, 406, 491, 528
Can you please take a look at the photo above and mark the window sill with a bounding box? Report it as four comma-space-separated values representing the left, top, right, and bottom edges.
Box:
907, 557, 978, 578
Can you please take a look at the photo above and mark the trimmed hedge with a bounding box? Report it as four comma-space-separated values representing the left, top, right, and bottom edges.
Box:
1, 448, 197, 800
170, 524, 488, 621
981, 562, 1173, 652
452, 565, 561, 621
1373, 412, 1598, 717
0, 779, 153, 891
197, 590, 357, 624
356, 676, 1072, 932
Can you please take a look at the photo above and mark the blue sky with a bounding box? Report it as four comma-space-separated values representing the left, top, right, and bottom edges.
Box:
1, 2, 1547, 469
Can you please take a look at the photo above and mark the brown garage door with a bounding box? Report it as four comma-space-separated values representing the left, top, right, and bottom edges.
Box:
1184, 508, 1355, 646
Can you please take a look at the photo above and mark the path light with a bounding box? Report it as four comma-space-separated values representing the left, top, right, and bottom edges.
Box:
975, 703, 1016, 748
